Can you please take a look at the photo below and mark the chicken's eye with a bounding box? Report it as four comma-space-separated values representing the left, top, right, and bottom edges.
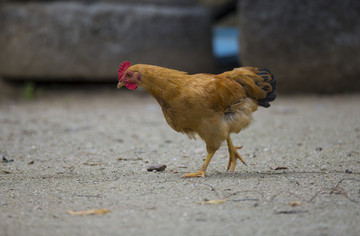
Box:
126, 73, 132, 78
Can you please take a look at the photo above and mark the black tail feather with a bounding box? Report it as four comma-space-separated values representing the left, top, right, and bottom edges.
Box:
257, 68, 276, 108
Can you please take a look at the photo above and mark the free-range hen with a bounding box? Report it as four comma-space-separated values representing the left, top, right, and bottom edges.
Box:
117, 62, 276, 177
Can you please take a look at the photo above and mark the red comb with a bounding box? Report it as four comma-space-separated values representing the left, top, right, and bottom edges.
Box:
118, 61, 131, 81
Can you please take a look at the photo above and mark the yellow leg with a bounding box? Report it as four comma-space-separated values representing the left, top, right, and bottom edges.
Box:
226, 136, 247, 173
182, 151, 215, 178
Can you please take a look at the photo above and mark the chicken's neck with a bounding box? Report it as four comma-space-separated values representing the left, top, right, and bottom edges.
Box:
139, 66, 188, 102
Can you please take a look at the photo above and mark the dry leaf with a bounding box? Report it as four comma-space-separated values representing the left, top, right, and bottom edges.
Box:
289, 201, 301, 207
201, 199, 228, 205
67, 208, 110, 216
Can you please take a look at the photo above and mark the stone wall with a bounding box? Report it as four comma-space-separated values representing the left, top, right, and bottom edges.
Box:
239, 0, 360, 93
0, 1, 213, 81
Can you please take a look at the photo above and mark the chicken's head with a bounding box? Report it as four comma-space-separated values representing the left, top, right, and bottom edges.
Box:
117, 61, 141, 90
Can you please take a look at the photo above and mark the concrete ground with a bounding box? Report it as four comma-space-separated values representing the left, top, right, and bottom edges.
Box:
0, 84, 359, 236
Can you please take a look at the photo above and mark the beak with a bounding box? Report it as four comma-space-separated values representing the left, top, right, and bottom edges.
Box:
117, 81, 125, 89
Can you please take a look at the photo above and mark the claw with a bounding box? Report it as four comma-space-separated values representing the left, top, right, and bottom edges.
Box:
237, 153, 247, 166
226, 137, 247, 173
182, 170, 205, 178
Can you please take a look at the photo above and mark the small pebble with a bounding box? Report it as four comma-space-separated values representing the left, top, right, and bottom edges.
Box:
273, 166, 288, 170
147, 164, 167, 172
2, 156, 14, 163
345, 169, 353, 174
289, 201, 301, 207
315, 147, 323, 151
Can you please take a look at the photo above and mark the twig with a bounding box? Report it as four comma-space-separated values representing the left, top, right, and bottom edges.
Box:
231, 198, 259, 202
308, 178, 360, 203
275, 210, 308, 214
202, 183, 221, 199
225, 189, 265, 201
75, 194, 101, 198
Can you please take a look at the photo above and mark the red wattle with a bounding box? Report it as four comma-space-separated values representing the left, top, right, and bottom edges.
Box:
125, 82, 137, 90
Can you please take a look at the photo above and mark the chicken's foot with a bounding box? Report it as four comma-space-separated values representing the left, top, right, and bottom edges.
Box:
226, 136, 247, 173
182, 151, 215, 178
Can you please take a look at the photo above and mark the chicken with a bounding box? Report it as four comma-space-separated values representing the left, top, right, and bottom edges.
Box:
117, 61, 276, 177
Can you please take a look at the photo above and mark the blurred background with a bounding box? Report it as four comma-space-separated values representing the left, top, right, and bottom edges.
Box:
0, 0, 360, 95
1, 2, 360, 235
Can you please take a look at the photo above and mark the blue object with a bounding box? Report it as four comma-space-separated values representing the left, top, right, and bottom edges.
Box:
213, 27, 239, 59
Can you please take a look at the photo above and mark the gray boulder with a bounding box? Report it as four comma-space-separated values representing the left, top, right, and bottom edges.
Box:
0, 2, 213, 80
239, 0, 360, 93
